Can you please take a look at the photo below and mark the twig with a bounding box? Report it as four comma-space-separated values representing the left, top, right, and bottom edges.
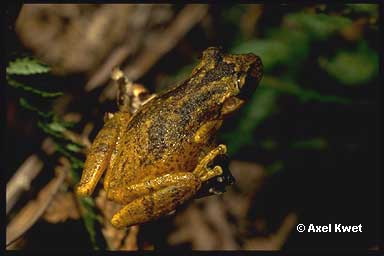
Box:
204, 196, 239, 250
101, 4, 209, 100
168, 203, 217, 249
62, 127, 92, 151
168, 160, 268, 249
95, 190, 128, 250
6, 155, 44, 215
271, 212, 298, 248
121, 225, 140, 250
124, 4, 209, 80
6, 157, 71, 247
243, 212, 298, 250
85, 5, 153, 91
85, 42, 139, 92
43, 191, 81, 223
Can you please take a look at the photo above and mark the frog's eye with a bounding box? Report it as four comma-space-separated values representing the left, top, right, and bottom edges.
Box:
238, 73, 259, 100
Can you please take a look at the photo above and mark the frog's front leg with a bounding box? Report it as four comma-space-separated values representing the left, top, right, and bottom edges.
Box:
75, 112, 131, 196
193, 144, 226, 180
110, 144, 227, 228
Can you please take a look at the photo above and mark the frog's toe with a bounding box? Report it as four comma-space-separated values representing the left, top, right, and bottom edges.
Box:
209, 187, 224, 195
217, 144, 227, 154
111, 215, 126, 229
75, 183, 92, 197
199, 165, 223, 182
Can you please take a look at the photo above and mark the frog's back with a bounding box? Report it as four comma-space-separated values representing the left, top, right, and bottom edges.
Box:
111, 88, 212, 186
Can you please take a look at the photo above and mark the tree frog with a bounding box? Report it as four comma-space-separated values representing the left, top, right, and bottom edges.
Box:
76, 47, 263, 228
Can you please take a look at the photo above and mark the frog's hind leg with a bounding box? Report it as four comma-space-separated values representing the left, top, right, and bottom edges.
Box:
76, 112, 130, 196
110, 172, 201, 228
109, 145, 227, 228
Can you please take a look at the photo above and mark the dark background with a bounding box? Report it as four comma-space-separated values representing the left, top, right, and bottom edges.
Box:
5, 3, 381, 250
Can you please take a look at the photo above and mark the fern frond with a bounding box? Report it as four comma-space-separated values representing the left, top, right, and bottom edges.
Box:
79, 197, 99, 250
7, 77, 63, 98
6, 57, 50, 75
19, 98, 54, 118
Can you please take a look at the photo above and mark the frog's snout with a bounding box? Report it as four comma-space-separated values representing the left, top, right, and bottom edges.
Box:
235, 55, 263, 100
247, 54, 263, 81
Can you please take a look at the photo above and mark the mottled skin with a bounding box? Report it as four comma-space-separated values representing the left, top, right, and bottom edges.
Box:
76, 47, 263, 228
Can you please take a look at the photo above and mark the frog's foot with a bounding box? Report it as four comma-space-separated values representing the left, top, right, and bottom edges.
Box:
193, 144, 227, 182
109, 172, 201, 228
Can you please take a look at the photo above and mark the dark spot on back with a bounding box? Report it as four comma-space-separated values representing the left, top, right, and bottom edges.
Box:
142, 194, 155, 217
200, 62, 235, 85
146, 114, 169, 162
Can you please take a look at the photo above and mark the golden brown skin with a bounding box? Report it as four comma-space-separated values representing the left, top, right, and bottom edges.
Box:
76, 47, 263, 228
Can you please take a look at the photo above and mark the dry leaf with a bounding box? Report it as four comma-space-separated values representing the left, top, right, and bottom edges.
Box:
95, 189, 129, 250
43, 191, 80, 223
6, 159, 70, 247
243, 212, 298, 250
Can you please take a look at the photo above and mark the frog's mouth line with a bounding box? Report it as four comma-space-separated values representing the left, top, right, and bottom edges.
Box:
220, 96, 246, 118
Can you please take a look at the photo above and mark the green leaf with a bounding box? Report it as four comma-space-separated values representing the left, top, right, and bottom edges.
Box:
7, 77, 63, 98
232, 39, 291, 71
267, 28, 310, 65
66, 143, 82, 153
81, 197, 95, 207
19, 98, 53, 118
290, 137, 328, 150
284, 12, 352, 40
7, 57, 50, 75
48, 121, 66, 133
38, 121, 65, 139
54, 143, 84, 170
262, 76, 353, 104
79, 197, 99, 249
266, 161, 284, 175
318, 42, 378, 85
260, 138, 278, 151
232, 28, 310, 72
346, 4, 379, 16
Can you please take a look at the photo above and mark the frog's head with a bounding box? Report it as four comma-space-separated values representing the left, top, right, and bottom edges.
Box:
193, 47, 263, 118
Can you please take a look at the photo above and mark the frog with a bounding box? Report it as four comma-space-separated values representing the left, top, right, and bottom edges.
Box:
75, 47, 263, 228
